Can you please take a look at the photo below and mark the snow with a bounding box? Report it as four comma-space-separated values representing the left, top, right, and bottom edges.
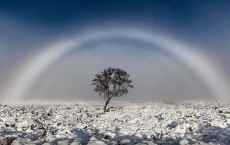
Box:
0, 101, 230, 144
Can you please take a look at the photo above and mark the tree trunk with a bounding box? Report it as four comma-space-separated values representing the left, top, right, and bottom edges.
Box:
103, 99, 110, 112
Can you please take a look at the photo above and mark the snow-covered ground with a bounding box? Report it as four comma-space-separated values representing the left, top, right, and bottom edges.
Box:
0, 101, 230, 145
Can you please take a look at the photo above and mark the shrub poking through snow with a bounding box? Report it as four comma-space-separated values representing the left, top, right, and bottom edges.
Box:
92, 67, 133, 112
6, 137, 17, 145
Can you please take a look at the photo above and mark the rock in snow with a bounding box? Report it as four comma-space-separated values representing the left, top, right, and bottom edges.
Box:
0, 101, 230, 144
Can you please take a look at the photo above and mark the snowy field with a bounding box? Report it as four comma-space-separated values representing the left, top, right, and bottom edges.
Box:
0, 101, 230, 145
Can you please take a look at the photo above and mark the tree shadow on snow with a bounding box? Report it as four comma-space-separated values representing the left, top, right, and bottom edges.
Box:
69, 124, 230, 145
1, 121, 230, 145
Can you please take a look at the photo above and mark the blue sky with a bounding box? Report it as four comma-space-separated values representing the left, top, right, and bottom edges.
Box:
0, 0, 230, 101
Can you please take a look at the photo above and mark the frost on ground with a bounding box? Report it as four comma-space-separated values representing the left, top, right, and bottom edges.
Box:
0, 101, 230, 145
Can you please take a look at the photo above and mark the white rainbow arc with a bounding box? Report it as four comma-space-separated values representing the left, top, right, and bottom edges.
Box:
3, 29, 229, 101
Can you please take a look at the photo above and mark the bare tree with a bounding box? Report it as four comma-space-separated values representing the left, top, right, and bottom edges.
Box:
92, 67, 133, 112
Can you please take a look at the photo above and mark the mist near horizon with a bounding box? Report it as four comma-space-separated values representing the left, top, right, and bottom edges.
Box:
0, 0, 230, 101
